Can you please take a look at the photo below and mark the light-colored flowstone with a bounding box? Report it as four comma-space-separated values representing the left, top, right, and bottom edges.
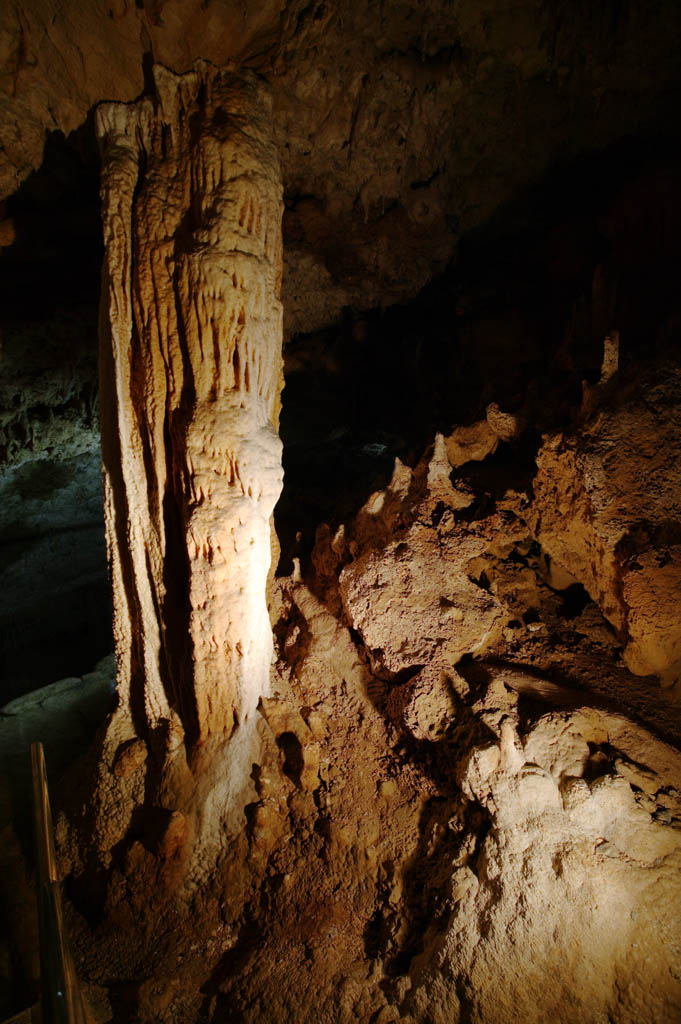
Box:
69, 61, 284, 873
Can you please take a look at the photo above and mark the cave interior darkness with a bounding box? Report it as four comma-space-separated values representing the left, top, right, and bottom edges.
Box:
1, 3, 681, 1023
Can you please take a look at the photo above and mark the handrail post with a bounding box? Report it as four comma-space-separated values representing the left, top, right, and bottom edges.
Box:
30, 742, 88, 1024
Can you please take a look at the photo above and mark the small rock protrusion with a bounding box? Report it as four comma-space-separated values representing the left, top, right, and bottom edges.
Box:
444, 419, 498, 468
112, 737, 148, 777
486, 402, 525, 442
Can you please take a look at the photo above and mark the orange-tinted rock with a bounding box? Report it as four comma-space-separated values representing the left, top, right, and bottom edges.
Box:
97, 62, 283, 753
531, 362, 681, 691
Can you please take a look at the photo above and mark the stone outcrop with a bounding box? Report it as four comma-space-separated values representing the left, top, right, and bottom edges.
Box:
3, 360, 681, 1022
2, 0, 680, 706
1, 4, 681, 1021
531, 360, 681, 691
184, 409, 681, 1024
335, 437, 518, 676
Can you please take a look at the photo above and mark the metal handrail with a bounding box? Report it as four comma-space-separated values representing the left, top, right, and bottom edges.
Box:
30, 742, 88, 1024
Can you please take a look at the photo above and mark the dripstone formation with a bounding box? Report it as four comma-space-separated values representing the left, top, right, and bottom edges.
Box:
0, 3, 681, 1023
62, 63, 284, 888
97, 60, 283, 747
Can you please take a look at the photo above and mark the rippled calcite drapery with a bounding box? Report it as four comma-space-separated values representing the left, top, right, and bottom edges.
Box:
96, 62, 283, 755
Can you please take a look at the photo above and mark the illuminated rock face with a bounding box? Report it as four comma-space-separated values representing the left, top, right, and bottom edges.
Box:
531, 360, 681, 691
96, 63, 283, 765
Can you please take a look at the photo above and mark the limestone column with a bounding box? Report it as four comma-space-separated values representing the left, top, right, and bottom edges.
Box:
96, 62, 283, 769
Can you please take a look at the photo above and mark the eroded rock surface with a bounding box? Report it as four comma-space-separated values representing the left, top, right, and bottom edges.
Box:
20, 360, 677, 1024
55, 63, 285, 911
1, 5, 681, 1019
2, 1, 681, 334
97, 61, 283, 748
532, 360, 681, 690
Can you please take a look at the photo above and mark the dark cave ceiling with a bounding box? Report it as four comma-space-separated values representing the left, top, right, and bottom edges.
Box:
1, 0, 681, 335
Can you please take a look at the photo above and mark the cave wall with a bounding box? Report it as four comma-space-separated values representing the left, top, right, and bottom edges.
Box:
0, 2, 681, 1023
2, 0, 681, 332
0, 128, 108, 698
2, 1, 681, 701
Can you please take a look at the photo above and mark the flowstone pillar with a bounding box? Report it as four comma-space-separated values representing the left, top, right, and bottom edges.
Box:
95, 62, 283, 839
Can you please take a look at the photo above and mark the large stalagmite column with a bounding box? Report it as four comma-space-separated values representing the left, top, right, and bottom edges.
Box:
96, 62, 283, 802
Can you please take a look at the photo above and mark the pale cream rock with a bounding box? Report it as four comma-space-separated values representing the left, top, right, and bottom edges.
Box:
404, 701, 681, 1024
486, 401, 525, 441
445, 419, 499, 468
56, 63, 286, 881
97, 62, 283, 752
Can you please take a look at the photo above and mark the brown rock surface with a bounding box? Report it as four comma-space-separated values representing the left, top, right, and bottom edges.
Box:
2, 382, 680, 1022
193, 428, 681, 1024
444, 419, 498, 468
1, 4, 681, 1021
337, 439, 518, 675
531, 361, 681, 691
2, 1, 681, 335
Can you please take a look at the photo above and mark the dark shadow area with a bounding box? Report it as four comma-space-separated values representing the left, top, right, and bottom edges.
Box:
276, 731, 304, 789
559, 582, 592, 620
0, 121, 111, 702
275, 131, 681, 574
0, 118, 102, 323
0, 577, 113, 703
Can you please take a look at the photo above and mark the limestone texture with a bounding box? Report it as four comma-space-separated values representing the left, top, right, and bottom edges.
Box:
97, 61, 283, 750
51, 62, 285, 904
1, 3, 681, 1022
2, 0, 681, 704
531, 360, 681, 692
7, 361, 673, 1024
1, 1, 681, 335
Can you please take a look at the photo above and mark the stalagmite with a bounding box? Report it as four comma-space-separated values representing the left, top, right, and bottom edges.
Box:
95, 61, 283, 834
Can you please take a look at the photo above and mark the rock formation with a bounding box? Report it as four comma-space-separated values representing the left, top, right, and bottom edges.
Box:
3, 398, 681, 1020
1, 3, 681, 1023
61, 62, 284, 890
531, 359, 681, 690
2, 1, 681, 334
98, 58, 283, 742
2, 0, 681, 697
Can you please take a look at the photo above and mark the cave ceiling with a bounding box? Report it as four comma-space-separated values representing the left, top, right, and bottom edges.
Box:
1, 0, 681, 336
